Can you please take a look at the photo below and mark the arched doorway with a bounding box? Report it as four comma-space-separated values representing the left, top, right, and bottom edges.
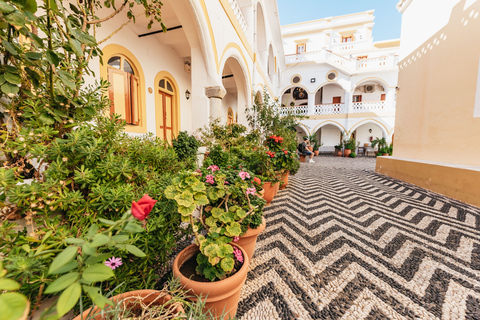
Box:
155, 73, 179, 142
221, 57, 248, 125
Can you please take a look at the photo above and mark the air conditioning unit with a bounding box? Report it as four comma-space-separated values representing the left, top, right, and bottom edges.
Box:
364, 85, 374, 93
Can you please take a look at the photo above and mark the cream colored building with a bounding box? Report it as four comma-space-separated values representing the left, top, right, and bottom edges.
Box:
377, 0, 480, 207
279, 11, 400, 151
83, 0, 285, 141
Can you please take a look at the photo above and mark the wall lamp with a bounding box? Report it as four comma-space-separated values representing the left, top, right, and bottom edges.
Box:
185, 90, 191, 100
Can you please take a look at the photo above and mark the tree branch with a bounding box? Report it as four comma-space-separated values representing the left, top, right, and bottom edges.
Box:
87, 1, 128, 25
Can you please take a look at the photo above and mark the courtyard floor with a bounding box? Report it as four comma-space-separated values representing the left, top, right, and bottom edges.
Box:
236, 156, 480, 320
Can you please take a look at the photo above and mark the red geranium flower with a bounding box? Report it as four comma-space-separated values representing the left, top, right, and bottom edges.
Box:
132, 194, 157, 220
254, 177, 261, 185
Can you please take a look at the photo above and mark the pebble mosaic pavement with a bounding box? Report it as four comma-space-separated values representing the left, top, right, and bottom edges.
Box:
236, 156, 480, 320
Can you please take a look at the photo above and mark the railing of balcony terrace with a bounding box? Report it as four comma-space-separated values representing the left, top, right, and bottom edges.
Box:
331, 40, 371, 52
324, 50, 355, 69
356, 56, 398, 70
285, 51, 323, 64
314, 104, 346, 115
228, 0, 248, 34
279, 106, 308, 116
351, 101, 389, 113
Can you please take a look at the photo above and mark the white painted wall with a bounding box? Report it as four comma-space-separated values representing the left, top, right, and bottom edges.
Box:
322, 85, 345, 103
355, 124, 383, 146
321, 127, 342, 147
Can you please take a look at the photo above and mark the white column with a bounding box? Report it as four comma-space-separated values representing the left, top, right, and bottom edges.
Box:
205, 86, 227, 122
307, 91, 315, 115
345, 91, 353, 114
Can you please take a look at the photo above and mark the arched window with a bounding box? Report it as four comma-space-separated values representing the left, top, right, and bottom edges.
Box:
107, 55, 140, 125
227, 108, 234, 125
156, 77, 176, 141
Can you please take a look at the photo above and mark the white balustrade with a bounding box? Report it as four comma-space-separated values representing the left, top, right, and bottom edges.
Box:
314, 104, 346, 115
351, 101, 389, 113
228, 0, 248, 34
331, 40, 371, 52
279, 106, 308, 116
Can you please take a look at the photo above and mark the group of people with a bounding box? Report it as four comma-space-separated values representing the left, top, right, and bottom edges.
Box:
298, 137, 315, 163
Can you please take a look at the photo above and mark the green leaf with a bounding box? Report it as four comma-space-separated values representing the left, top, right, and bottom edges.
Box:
44, 272, 79, 294
39, 114, 55, 125
50, 261, 78, 275
1, 82, 19, 95
68, 38, 83, 56
85, 253, 111, 265
71, 28, 97, 46
4, 10, 26, 27
57, 69, 76, 90
23, 0, 37, 13
0, 1, 15, 14
65, 238, 85, 245
220, 257, 234, 272
217, 244, 233, 258
48, 246, 78, 274
178, 204, 196, 216
4, 72, 21, 85
164, 185, 177, 199
111, 235, 128, 242
0, 292, 29, 320
90, 234, 110, 247
0, 74, 5, 86
56, 282, 81, 317
28, 32, 44, 48
87, 224, 99, 237
1, 40, 18, 55
0, 278, 20, 291
225, 222, 242, 237
211, 207, 224, 219
194, 193, 208, 206
98, 218, 116, 226
82, 286, 113, 309
174, 191, 194, 207
203, 243, 218, 258
125, 244, 146, 257
25, 51, 42, 60
124, 221, 144, 234
191, 181, 206, 192
47, 0, 58, 12
82, 243, 95, 256
81, 264, 114, 284
205, 216, 217, 227
46, 50, 59, 66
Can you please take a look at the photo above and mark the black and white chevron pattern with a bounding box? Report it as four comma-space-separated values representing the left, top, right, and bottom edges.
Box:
237, 158, 480, 320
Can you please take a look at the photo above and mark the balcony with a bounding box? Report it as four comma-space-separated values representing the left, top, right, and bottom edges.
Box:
285, 49, 398, 72
228, 0, 247, 34
331, 40, 372, 53
279, 101, 395, 117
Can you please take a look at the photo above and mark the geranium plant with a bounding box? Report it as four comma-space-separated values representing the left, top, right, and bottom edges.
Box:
165, 166, 265, 282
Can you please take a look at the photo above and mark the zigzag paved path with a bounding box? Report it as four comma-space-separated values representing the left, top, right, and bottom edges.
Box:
237, 156, 480, 320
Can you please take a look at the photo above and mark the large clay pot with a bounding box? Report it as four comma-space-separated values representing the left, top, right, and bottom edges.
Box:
314, 150, 319, 156
262, 182, 275, 205
73, 290, 184, 320
307, 146, 313, 152
279, 171, 289, 190
236, 217, 266, 261
336, 150, 342, 157
344, 149, 351, 157
273, 182, 280, 196
172, 244, 249, 320
299, 154, 306, 162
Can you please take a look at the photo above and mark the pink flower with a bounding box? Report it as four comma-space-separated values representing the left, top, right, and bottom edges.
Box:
238, 171, 250, 180
207, 165, 219, 172
224, 181, 229, 185
105, 257, 122, 270
206, 175, 215, 184
132, 194, 157, 220
233, 236, 239, 242
233, 246, 243, 263
246, 187, 256, 195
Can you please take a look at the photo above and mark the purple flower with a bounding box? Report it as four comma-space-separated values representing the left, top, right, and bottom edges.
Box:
207, 165, 219, 172
233, 246, 243, 263
105, 257, 122, 270
206, 174, 215, 184
238, 171, 250, 180
246, 187, 256, 195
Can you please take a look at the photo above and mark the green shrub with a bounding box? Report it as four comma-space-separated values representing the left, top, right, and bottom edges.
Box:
172, 131, 200, 162
349, 152, 357, 158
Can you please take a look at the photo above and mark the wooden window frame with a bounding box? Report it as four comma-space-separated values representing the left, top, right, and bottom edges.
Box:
342, 35, 353, 43
353, 95, 362, 102
296, 43, 306, 54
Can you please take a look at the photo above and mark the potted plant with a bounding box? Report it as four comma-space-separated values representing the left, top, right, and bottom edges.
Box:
379, 147, 389, 156
334, 142, 343, 156
371, 137, 387, 152
165, 167, 265, 319
306, 135, 321, 156
343, 137, 358, 158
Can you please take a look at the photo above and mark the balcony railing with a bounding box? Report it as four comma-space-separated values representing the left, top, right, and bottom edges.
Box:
285, 49, 399, 71
314, 103, 346, 115
351, 101, 392, 113
228, 0, 247, 34
331, 40, 371, 52
279, 105, 308, 116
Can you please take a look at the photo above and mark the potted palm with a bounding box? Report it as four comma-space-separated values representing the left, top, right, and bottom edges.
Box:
343, 137, 358, 158
165, 167, 265, 319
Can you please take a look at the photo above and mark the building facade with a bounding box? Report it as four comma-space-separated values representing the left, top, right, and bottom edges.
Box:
279, 11, 400, 151
377, 0, 480, 207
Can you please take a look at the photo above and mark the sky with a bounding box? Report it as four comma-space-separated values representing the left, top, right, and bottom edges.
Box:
277, 0, 402, 42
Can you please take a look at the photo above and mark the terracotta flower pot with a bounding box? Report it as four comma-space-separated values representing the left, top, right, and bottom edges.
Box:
314, 150, 319, 156
344, 149, 351, 157
383, 153, 389, 156
172, 244, 249, 320
73, 290, 184, 320
299, 154, 306, 162
279, 171, 289, 190
236, 217, 266, 261
273, 181, 280, 196
258, 188, 265, 197
307, 146, 313, 152
336, 150, 342, 157
262, 182, 275, 205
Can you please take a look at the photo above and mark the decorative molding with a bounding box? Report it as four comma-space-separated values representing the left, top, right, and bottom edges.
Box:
396, 0, 414, 13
